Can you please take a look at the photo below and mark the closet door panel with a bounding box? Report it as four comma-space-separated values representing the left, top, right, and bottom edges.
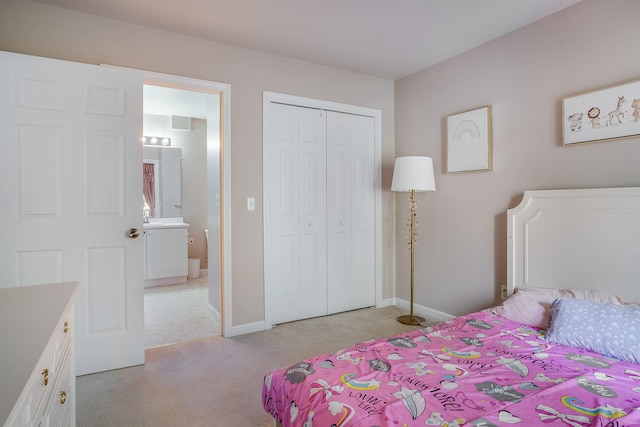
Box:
327, 115, 352, 314
327, 112, 375, 313
351, 143, 375, 308
299, 109, 327, 318
353, 118, 375, 308
268, 104, 301, 323
267, 103, 326, 324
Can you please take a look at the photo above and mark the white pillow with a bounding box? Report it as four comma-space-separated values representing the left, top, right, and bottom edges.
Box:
492, 290, 546, 327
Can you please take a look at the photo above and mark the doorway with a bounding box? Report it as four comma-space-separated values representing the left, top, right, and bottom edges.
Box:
141, 70, 231, 343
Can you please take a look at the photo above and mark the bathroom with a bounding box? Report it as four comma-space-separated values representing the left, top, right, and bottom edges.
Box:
142, 84, 221, 347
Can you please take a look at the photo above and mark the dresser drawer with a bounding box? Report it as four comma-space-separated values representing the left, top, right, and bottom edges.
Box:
52, 312, 73, 375
11, 345, 56, 426
43, 343, 74, 427
2, 282, 77, 427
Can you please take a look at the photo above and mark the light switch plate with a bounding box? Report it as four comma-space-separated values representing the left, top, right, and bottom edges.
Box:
247, 197, 255, 211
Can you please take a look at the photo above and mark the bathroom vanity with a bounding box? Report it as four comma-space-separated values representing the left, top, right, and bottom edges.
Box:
143, 218, 189, 287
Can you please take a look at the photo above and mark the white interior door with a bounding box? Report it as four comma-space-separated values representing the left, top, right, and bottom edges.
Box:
326, 111, 375, 314
0, 51, 144, 375
267, 103, 327, 324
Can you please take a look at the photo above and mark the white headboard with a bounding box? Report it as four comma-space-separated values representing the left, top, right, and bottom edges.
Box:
507, 187, 640, 303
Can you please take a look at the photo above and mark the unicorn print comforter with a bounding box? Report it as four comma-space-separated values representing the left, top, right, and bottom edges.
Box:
262, 311, 640, 426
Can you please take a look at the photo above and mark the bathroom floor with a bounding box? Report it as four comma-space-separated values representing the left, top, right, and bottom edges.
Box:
144, 276, 221, 348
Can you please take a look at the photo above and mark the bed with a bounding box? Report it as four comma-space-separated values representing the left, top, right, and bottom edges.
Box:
262, 187, 640, 427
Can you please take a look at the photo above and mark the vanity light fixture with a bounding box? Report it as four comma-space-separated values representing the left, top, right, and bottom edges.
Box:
142, 136, 172, 146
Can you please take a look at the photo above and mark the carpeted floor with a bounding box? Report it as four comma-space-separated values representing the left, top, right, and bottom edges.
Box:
144, 276, 220, 348
77, 305, 428, 426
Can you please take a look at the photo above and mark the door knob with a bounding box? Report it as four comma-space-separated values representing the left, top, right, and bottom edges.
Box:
128, 228, 140, 239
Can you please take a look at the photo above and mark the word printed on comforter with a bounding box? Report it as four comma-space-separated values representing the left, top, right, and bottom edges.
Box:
262, 311, 640, 427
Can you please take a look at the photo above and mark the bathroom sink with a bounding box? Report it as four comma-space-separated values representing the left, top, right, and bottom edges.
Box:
143, 218, 189, 229
143, 223, 189, 229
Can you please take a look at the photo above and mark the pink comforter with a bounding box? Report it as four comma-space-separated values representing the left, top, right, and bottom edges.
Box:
262, 311, 640, 426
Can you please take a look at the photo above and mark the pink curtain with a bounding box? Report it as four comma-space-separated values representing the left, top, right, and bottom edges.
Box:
143, 163, 156, 217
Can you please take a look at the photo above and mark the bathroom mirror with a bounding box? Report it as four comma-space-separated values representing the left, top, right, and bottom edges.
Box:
143, 146, 182, 218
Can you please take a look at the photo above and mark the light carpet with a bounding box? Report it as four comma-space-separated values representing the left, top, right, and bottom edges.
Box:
144, 277, 220, 348
77, 306, 427, 426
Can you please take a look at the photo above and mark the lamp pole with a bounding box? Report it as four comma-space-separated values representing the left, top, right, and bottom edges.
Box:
398, 189, 425, 326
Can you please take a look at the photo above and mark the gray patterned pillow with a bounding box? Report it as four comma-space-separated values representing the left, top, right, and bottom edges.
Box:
546, 298, 640, 364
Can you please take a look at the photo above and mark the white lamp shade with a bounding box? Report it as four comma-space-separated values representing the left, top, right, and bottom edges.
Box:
391, 156, 436, 192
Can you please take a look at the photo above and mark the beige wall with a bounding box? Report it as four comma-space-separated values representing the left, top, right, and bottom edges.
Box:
395, 0, 640, 316
0, 0, 396, 328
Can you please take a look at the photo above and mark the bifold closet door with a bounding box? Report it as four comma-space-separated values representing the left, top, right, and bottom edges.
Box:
326, 111, 375, 314
268, 103, 328, 325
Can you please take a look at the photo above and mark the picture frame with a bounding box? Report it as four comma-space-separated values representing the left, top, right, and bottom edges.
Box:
562, 79, 640, 146
447, 105, 492, 173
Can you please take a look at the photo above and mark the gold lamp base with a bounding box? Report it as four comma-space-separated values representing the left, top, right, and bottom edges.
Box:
397, 314, 425, 326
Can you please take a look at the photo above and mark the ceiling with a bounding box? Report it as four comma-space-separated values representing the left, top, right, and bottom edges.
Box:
143, 84, 214, 120
35, 0, 580, 81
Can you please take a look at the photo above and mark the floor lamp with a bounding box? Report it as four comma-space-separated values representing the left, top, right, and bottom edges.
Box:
391, 156, 436, 325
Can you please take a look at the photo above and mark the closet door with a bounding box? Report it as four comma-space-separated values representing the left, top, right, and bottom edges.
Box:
326, 112, 375, 314
267, 103, 327, 324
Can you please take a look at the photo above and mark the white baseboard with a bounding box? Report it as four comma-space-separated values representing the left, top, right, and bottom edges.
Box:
224, 299, 454, 337
393, 298, 455, 322
144, 276, 187, 288
207, 303, 220, 323
376, 297, 397, 308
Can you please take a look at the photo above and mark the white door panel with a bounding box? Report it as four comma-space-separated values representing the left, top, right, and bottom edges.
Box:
267, 103, 327, 324
351, 122, 376, 309
269, 111, 301, 321
327, 112, 375, 313
0, 51, 144, 375
300, 113, 327, 317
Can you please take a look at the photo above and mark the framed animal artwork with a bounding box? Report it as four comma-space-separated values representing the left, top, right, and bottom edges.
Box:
446, 105, 492, 173
562, 78, 640, 146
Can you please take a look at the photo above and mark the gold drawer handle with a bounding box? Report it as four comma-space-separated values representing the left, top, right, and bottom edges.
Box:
63, 321, 69, 333
60, 391, 67, 405
42, 369, 49, 386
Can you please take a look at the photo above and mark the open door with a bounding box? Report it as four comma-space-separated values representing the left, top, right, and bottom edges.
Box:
0, 51, 144, 375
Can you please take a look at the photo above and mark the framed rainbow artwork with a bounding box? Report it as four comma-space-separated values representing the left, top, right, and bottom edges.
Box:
446, 105, 492, 173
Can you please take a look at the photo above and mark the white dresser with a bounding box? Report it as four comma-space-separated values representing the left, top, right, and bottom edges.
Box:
1, 282, 77, 427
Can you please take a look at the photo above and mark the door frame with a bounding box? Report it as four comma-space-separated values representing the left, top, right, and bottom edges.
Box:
262, 91, 382, 329
136, 69, 233, 337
